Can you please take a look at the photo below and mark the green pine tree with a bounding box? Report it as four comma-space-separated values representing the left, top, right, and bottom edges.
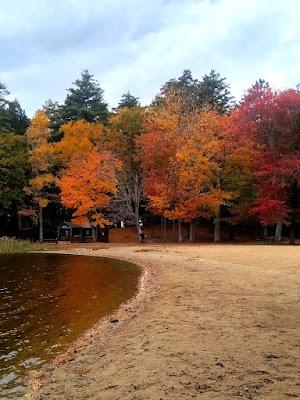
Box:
7, 100, 29, 134
199, 69, 235, 113
0, 81, 12, 133
0, 82, 29, 134
117, 91, 140, 109
43, 99, 63, 141
154, 69, 234, 114
61, 70, 109, 124
0, 133, 28, 215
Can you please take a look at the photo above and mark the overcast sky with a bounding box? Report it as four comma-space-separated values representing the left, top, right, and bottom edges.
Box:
0, 0, 299, 116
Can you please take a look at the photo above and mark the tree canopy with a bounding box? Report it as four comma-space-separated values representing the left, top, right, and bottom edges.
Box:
1, 70, 300, 244
154, 69, 234, 114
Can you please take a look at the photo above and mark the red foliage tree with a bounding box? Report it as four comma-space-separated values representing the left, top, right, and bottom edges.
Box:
238, 81, 300, 241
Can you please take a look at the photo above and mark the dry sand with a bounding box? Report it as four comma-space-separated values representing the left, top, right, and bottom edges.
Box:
26, 244, 299, 399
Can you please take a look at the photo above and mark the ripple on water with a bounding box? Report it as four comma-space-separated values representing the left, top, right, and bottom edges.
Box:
0, 253, 140, 398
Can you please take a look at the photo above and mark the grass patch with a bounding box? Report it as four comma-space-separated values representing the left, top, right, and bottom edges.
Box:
0, 239, 42, 254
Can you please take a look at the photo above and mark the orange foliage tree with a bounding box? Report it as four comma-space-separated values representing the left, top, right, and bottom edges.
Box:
137, 93, 198, 241
177, 109, 255, 242
55, 119, 120, 241
58, 148, 120, 241
139, 99, 255, 242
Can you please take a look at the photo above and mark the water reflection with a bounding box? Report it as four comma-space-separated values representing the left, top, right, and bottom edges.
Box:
0, 253, 140, 398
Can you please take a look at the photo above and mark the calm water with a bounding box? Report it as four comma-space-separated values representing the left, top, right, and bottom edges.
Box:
0, 253, 140, 398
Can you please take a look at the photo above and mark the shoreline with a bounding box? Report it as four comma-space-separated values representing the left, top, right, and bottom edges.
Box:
25, 244, 299, 399
25, 247, 159, 399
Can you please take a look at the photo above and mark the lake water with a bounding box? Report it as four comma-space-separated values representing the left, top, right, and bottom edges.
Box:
0, 253, 140, 398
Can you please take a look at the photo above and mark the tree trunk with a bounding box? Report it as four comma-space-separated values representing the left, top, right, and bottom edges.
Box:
91, 226, 98, 242
18, 214, 22, 239
214, 210, 221, 243
178, 219, 182, 242
189, 220, 194, 242
275, 220, 282, 242
163, 217, 167, 242
134, 207, 142, 241
289, 184, 298, 245
263, 226, 268, 241
228, 224, 235, 241
39, 206, 43, 243
172, 219, 176, 242
18, 214, 22, 231
289, 222, 296, 245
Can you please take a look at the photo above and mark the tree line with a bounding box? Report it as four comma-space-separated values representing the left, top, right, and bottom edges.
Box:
0, 69, 299, 243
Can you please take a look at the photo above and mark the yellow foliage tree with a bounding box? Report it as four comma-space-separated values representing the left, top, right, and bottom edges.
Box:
106, 107, 144, 239
25, 110, 56, 241
55, 119, 104, 166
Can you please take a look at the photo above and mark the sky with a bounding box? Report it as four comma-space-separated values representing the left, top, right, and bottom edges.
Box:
0, 0, 299, 116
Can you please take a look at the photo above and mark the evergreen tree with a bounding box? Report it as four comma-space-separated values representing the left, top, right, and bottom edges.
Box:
154, 69, 234, 114
199, 69, 235, 113
0, 81, 12, 133
61, 70, 109, 124
0, 108, 12, 133
43, 99, 63, 141
0, 133, 28, 215
0, 81, 9, 107
153, 69, 200, 112
117, 91, 140, 109
7, 100, 29, 134
0, 82, 29, 134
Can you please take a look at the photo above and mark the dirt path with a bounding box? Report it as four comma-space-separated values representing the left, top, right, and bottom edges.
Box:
27, 244, 299, 399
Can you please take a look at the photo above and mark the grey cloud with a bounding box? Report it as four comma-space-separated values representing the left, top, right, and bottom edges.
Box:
0, 0, 299, 115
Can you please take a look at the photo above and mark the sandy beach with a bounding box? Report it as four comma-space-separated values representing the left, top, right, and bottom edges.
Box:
26, 244, 299, 399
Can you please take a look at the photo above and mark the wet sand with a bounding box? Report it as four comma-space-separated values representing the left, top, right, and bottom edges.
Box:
26, 244, 299, 399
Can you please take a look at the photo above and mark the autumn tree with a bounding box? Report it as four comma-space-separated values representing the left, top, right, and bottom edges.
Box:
238, 82, 300, 242
61, 70, 109, 124
25, 111, 56, 241
176, 109, 255, 242
137, 106, 177, 239
137, 92, 195, 241
106, 106, 145, 238
54, 119, 118, 240
55, 119, 103, 166
58, 149, 119, 241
